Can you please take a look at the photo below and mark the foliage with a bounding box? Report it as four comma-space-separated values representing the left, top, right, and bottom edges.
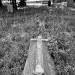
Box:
0, 7, 75, 75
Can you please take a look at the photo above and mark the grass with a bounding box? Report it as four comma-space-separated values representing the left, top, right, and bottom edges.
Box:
0, 6, 75, 75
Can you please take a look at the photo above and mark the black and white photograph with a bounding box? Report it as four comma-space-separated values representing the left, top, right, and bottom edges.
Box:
0, 0, 75, 75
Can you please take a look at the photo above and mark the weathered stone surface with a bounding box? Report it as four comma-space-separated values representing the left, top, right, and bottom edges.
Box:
22, 40, 37, 75
23, 35, 55, 75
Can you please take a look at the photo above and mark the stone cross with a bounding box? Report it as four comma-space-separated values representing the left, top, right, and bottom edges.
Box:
22, 35, 55, 75
31, 35, 48, 74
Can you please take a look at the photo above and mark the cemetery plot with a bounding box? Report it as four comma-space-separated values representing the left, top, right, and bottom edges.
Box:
23, 35, 55, 75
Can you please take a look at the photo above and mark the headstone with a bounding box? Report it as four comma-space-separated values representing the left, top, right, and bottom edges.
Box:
62, 2, 67, 7
22, 35, 55, 75
7, 4, 13, 13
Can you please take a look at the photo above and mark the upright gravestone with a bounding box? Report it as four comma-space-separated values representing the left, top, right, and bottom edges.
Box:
7, 4, 13, 13
22, 35, 55, 75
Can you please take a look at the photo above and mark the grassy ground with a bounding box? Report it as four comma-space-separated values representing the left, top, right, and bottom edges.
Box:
0, 6, 75, 75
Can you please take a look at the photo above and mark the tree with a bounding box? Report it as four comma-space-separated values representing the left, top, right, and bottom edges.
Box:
0, 0, 4, 8
18, 0, 26, 7
48, 0, 51, 6
12, 0, 17, 11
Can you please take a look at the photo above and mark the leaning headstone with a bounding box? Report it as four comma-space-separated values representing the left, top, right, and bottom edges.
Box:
7, 4, 13, 13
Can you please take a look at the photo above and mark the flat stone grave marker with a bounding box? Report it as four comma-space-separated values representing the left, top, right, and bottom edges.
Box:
22, 35, 55, 75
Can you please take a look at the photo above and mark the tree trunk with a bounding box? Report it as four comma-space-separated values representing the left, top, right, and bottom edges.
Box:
0, 0, 3, 8
48, 0, 51, 6
12, 0, 17, 11
19, 0, 26, 7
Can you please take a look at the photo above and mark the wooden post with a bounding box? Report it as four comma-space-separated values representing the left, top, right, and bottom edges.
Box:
22, 35, 55, 75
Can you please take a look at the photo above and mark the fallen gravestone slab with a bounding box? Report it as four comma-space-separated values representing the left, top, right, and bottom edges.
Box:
22, 35, 55, 75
